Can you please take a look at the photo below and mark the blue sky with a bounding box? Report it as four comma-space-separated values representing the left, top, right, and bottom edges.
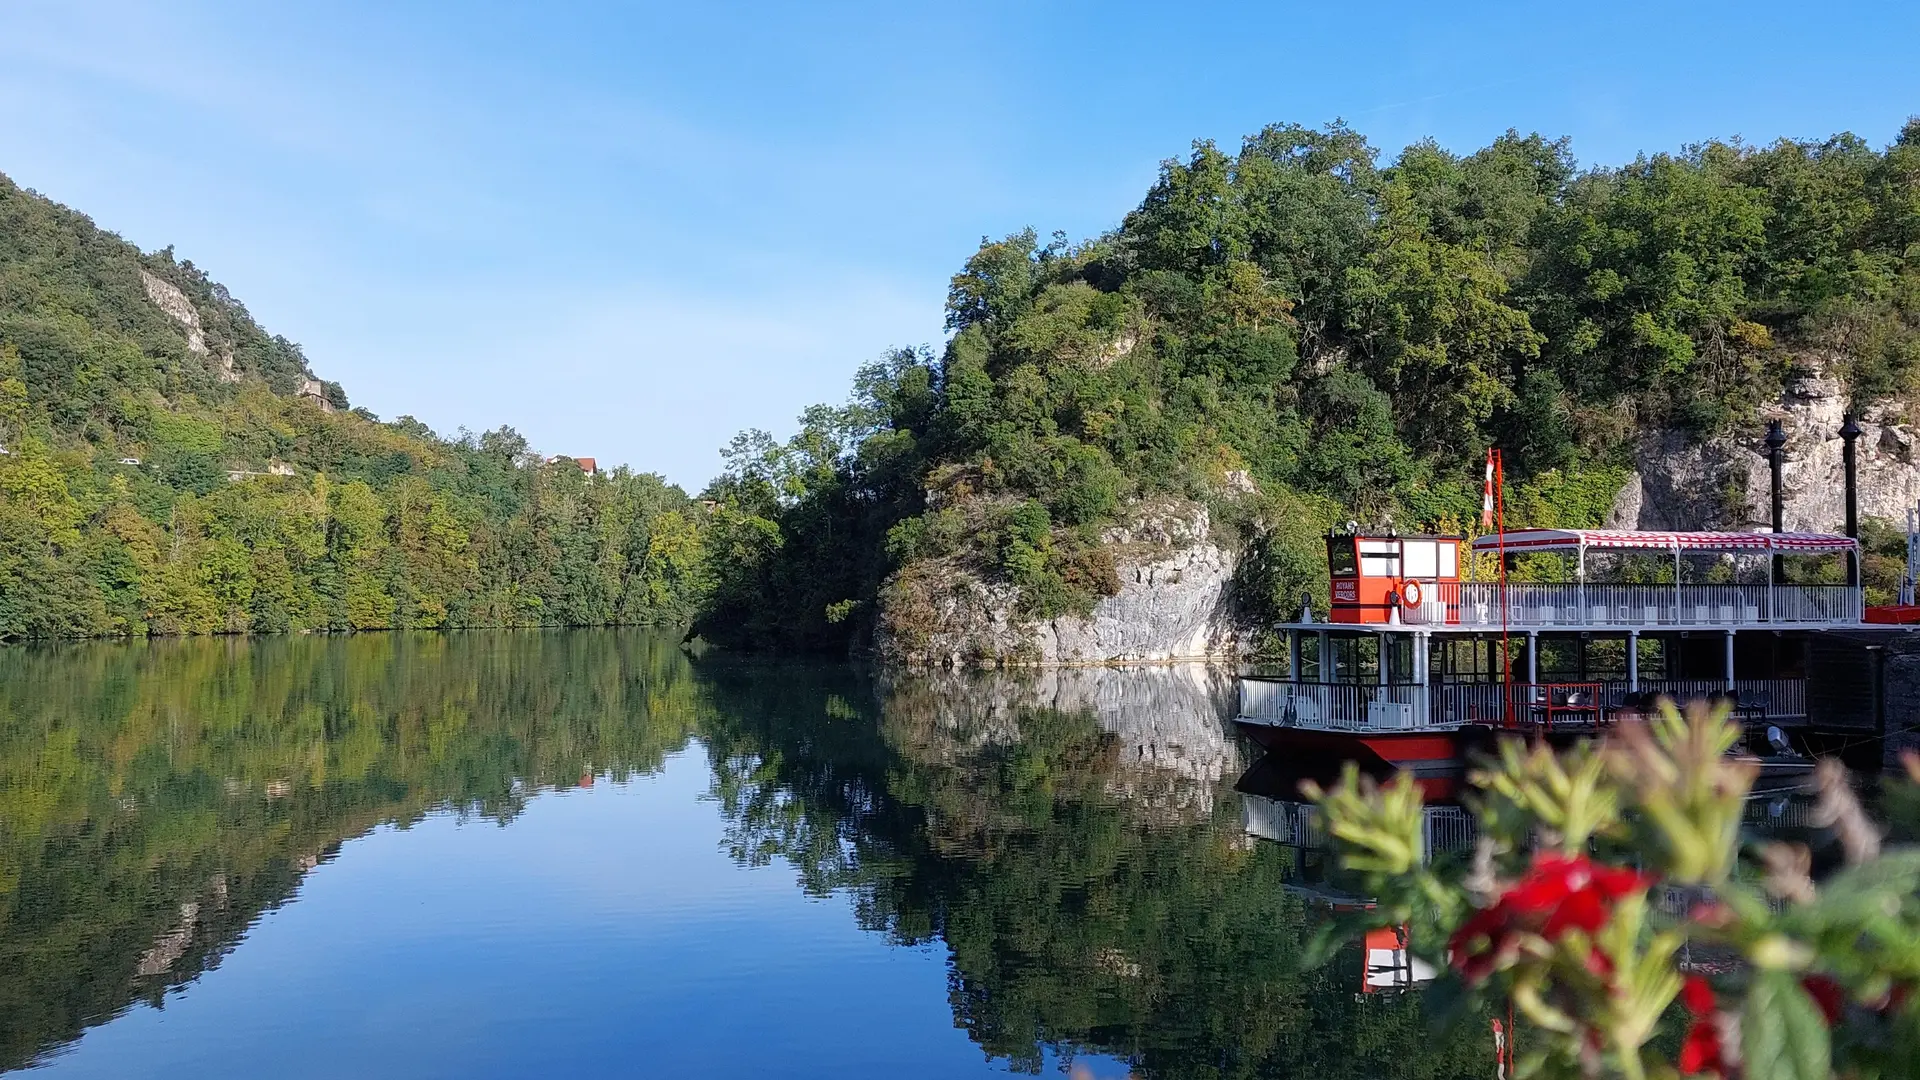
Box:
2, 1, 1915, 489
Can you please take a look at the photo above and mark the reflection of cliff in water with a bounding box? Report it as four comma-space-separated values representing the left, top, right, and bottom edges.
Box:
703, 664, 1491, 1079
877, 664, 1240, 823
6, 639, 1493, 1080
0, 631, 703, 1073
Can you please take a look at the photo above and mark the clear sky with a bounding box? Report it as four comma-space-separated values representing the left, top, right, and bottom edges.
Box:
2, 1, 1915, 489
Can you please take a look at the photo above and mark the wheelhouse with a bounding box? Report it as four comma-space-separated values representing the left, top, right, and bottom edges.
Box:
1326, 533, 1463, 624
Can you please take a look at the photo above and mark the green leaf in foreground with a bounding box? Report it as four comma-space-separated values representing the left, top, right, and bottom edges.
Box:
1743, 970, 1831, 1080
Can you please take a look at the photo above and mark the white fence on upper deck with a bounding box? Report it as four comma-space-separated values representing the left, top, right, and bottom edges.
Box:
1399, 582, 1859, 628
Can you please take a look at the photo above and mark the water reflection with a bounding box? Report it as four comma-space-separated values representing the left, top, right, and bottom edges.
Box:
0, 633, 1493, 1078
0, 631, 701, 1072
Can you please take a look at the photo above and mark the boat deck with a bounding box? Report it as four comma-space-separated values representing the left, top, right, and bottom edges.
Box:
1237, 676, 1807, 733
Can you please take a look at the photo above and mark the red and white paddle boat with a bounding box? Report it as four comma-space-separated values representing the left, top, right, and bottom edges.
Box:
1233, 521, 1890, 774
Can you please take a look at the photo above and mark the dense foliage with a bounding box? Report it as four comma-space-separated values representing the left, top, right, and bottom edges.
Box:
0, 172, 706, 640
696, 119, 1920, 655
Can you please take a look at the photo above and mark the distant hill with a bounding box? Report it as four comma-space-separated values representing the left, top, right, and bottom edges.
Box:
0, 172, 705, 639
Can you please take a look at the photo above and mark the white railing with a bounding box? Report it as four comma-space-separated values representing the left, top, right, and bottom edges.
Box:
1238, 680, 1428, 730
1242, 796, 1325, 847
1406, 583, 1860, 628
1423, 806, 1477, 855
1631, 678, 1808, 718
1242, 677, 1810, 727
1242, 797, 1475, 857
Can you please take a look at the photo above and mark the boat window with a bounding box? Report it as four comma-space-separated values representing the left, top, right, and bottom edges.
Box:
1357, 540, 1399, 578
1438, 542, 1457, 578
1403, 540, 1438, 578
1327, 539, 1357, 576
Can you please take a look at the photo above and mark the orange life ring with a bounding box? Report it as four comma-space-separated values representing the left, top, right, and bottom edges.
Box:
1401, 580, 1423, 607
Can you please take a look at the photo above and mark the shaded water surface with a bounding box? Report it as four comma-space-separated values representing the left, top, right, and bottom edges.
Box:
0, 631, 1491, 1078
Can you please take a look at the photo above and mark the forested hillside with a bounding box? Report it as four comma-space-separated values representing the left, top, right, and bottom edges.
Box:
695, 119, 1920, 656
8, 117, 1919, 650
0, 173, 705, 640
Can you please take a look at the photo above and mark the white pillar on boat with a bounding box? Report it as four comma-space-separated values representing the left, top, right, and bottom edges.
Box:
1526, 630, 1538, 685
1318, 631, 1333, 683
1673, 542, 1683, 623
1627, 630, 1640, 692
1724, 630, 1736, 692
1414, 630, 1431, 727
1766, 542, 1776, 623
1577, 541, 1587, 625
1286, 630, 1299, 682
1379, 633, 1391, 686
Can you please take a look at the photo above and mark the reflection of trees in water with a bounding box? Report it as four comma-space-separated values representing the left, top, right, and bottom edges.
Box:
0, 630, 702, 1072
703, 665, 1490, 1079
3, 640, 1492, 1078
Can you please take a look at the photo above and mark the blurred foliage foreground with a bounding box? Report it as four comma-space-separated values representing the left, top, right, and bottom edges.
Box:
1308, 703, 1920, 1079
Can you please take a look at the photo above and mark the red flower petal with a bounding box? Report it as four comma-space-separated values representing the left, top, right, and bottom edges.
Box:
1802, 975, 1844, 1026
1543, 888, 1609, 939
1583, 947, 1615, 979
1681, 975, 1716, 1015
1678, 1021, 1724, 1075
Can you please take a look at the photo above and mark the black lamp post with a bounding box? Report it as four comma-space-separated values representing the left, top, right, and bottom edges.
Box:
1766, 419, 1787, 580
1841, 414, 1862, 586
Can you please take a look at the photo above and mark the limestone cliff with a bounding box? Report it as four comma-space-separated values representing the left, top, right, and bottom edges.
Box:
1611, 360, 1920, 533
139, 269, 239, 383
874, 500, 1256, 668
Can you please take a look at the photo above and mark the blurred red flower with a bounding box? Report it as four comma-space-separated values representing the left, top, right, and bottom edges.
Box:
1448, 855, 1654, 983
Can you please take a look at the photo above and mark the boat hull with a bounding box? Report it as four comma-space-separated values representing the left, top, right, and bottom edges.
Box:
1234, 720, 1479, 772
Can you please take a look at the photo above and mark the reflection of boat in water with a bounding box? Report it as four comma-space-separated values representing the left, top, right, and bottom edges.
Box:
1236, 755, 1473, 995
1235, 754, 1822, 995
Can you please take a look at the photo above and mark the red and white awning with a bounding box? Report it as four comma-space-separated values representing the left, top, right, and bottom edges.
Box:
1469, 529, 1857, 554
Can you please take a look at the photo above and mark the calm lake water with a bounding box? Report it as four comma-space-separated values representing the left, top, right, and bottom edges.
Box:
0, 630, 1492, 1078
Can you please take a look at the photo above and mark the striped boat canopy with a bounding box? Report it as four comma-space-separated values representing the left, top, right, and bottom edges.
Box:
1469, 529, 1858, 554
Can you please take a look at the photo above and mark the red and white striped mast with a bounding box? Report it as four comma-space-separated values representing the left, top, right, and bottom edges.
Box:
1484, 450, 1511, 726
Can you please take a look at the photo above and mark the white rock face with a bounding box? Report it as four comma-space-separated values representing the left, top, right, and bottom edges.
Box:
1612, 361, 1920, 532
875, 501, 1256, 667
140, 269, 239, 381
139, 270, 207, 355
1037, 530, 1246, 664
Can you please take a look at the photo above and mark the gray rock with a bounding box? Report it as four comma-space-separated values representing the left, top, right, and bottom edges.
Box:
1612, 360, 1920, 533
874, 500, 1257, 667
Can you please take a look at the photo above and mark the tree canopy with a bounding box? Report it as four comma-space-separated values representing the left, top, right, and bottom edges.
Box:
695, 119, 1920, 656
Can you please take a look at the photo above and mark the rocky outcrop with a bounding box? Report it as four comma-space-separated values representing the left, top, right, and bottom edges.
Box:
1612, 360, 1920, 533
1042, 509, 1246, 663
875, 501, 1257, 667
140, 269, 239, 382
